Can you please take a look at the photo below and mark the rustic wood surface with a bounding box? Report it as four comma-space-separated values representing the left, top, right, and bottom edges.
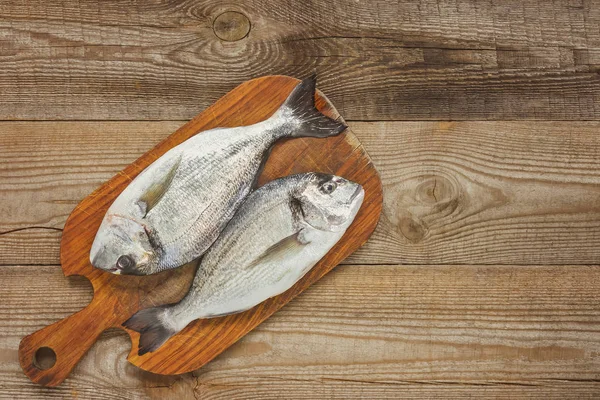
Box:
2, 0, 600, 398
1, 0, 600, 121
3, 264, 600, 399
3, 121, 600, 266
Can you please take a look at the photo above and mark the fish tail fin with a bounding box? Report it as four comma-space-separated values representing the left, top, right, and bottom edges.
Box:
123, 304, 178, 356
276, 75, 348, 138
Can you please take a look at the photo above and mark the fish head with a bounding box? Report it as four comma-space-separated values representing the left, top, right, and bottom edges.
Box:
89, 214, 160, 275
296, 173, 364, 232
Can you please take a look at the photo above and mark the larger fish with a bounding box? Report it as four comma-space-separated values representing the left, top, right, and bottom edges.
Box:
90, 78, 346, 275
123, 172, 364, 355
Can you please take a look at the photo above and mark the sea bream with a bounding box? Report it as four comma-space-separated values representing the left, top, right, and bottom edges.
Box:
90, 77, 347, 275
123, 173, 364, 355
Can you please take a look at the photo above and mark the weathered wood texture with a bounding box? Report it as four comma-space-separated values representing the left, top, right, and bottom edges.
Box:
3, 0, 600, 397
2, 264, 600, 398
2, 120, 600, 266
1, 0, 600, 120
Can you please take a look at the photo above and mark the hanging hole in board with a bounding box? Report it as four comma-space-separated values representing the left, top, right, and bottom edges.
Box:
33, 346, 56, 370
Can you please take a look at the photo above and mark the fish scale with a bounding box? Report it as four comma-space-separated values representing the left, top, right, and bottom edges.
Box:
143, 130, 271, 269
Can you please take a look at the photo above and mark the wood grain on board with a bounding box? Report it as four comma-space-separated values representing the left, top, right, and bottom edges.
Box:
16, 75, 383, 386
2, 264, 600, 398
1, 0, 600, 120
2, 121, 600, 266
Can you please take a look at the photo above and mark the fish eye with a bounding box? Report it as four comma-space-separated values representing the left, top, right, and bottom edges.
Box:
320, 181, 337, 195
116, 255, 135, 270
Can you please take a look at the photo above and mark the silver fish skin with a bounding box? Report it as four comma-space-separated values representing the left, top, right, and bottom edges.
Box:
123, 172, 364, 355
90, 77, 347, 275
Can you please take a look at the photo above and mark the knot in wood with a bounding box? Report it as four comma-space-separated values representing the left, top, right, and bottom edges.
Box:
393, 173, 460, 243
415, 175, 456, 206
213, 11, 251, 42
399, 216, 428, 243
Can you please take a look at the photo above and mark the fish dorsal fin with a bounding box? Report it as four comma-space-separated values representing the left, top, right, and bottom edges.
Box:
245, 231, 309, 270
137, 154, 181, 217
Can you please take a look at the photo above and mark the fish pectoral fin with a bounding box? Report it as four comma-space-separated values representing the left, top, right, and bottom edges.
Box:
244, 231, 308, 270
137, 154, 182, 217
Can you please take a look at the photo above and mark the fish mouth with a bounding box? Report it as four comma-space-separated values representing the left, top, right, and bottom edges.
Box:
106, 266, 122, 274
90, 248, 123, 274
349, 185, 364, 204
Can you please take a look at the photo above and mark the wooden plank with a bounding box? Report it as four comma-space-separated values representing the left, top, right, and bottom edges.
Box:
2, 264, 600, 398
1, 0, 600, 120
355, 120, 600, 264
2, 120, 600, 266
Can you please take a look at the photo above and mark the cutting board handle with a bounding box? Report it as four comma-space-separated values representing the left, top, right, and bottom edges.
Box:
19, 295, 122, 387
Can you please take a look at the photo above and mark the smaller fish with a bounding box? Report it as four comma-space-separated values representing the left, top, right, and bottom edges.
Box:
123, 173, 364, 355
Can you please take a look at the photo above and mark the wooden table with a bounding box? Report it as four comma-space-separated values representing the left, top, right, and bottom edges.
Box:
1, 1, 600, 398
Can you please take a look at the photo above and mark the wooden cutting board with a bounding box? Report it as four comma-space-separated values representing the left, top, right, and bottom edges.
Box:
18, 75, 383, 387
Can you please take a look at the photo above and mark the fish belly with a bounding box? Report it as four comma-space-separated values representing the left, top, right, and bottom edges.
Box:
199, 232, 337, 318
